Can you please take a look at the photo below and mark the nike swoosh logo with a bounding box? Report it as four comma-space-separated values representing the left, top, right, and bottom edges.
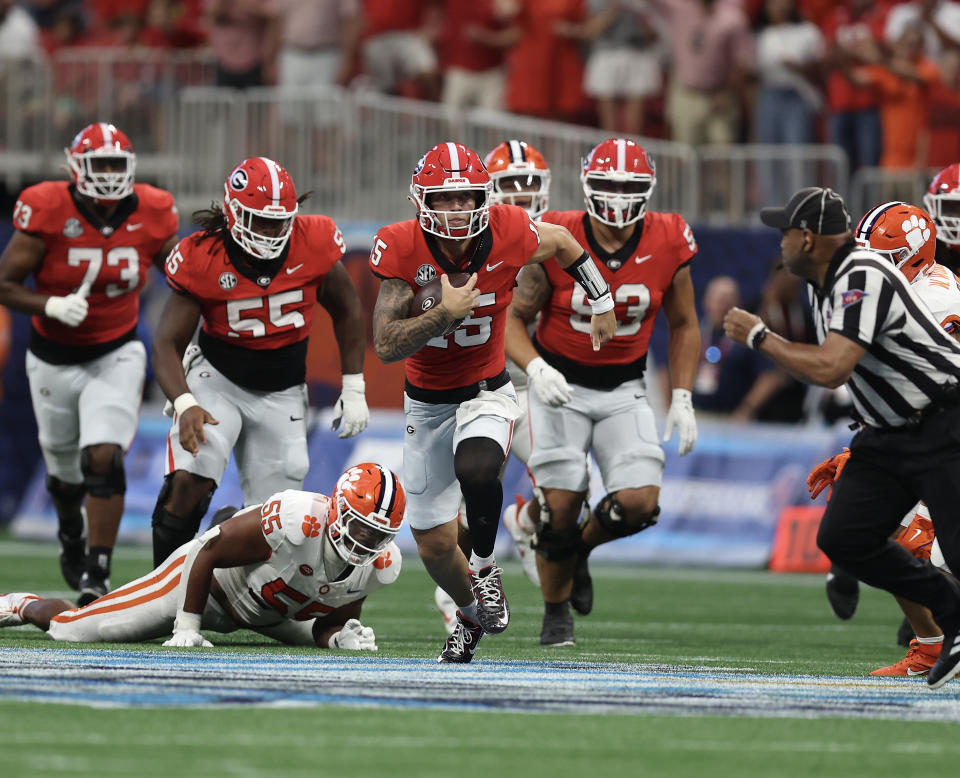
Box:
346, 587, 363, 594
126, 223, 143, 231
286, 264, 304, 274
909, 529, 922, 542
907, 667, 929, 676
290, 415, 303, 422
635, 254, 652, 264
486, 261, 504, 271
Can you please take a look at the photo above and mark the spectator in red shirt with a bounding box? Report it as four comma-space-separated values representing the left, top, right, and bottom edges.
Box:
927, 48, 960, 167
439, 0, 520, 112
821, 0, 892, 172
360, 0, 441, 99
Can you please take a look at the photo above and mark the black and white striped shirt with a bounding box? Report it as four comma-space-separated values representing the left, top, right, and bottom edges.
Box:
810, 241, 960, 428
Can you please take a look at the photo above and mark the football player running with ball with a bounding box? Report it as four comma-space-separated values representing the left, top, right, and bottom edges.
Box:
369, 142, 617, 663
151, 157, 369, 567
0, 123, 179, 605
0, 463, 404, 651
505, 138, 700, 646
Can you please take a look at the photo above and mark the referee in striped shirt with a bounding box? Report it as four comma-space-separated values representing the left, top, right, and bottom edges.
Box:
724, 187, 960, 689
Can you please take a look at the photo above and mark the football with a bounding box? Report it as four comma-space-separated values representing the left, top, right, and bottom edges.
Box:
409, 272, 471, 335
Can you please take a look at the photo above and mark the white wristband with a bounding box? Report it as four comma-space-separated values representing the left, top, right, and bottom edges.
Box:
745, 322, 768, 351
589, 291, 615, 315
173, 392, 199, 416
341, 373, 365, 392
173, 609, 202, 633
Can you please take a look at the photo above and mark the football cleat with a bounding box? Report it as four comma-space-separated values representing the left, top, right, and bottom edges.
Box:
570, 548, 594, 616
434, 585, 457, 636
77, 571, 110, 608
0, 593, 42, 627
540, 605, 575, 647
825, 564, 859, 620
471, 565, 510, 634
929, 624, 960, 689
437, 612, 484, 663
502, 496, 540, 587
870, 639, 941, 677
58, 532, 86, 591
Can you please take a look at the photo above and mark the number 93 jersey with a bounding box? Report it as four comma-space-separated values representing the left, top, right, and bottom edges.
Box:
15, 181, 178, 346
370, 204, 541, 390
166, 215, 345, 351
214, 489, 402, 627
537, 210, 696, 366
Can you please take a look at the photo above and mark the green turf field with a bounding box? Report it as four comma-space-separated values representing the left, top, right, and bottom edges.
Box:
1, 537, 957, 778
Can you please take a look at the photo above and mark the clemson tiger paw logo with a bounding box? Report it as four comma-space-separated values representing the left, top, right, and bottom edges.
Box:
373, 551, 393, 569
902, 214, 931, 252
302, 514, 322, 538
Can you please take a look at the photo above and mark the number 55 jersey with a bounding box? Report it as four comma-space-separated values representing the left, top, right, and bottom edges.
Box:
165, 215, 345, 391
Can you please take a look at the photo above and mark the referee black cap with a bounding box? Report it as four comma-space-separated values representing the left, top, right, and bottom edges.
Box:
760, 187, 851, 235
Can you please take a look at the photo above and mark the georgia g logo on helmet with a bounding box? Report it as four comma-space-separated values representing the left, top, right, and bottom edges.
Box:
229, 168, 248, 191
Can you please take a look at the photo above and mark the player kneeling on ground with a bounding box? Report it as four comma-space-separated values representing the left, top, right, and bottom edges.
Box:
0, 463, 404, 651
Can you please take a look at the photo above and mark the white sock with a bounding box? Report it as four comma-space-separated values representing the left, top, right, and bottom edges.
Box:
469, 552, 495, 574
917, 635, 944, 644
459, 600, 479, 623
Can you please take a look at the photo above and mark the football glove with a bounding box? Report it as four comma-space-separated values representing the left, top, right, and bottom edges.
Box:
162, 609, 213, 647
329, 618, 377, 651
663, 388, 697, 455
807, 448, 850, 501
332, 373, 369, 438
896, 513, 935, 561
526, 357, 573, 407
44, 292, 89, 327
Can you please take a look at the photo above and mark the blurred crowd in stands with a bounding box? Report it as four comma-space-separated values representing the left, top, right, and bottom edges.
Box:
1, 0, 959, 172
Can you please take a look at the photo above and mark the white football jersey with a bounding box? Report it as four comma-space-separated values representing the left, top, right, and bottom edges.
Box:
913, 262, 960, 332
214, 489, 402, 627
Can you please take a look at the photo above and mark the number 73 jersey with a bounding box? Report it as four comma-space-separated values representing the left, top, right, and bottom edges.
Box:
537, 210, 697, 366
16, 180, 178, 347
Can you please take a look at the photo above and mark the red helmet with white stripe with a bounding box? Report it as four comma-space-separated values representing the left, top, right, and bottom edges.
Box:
855, 201, 937, 282
65, 123, 136, 201
224, 157, 298, 260
327, 462, 406, 567
923, 163, 960, 248
484, 140, 551, 219
581, 138, 656, 228
410, 142, 492, 239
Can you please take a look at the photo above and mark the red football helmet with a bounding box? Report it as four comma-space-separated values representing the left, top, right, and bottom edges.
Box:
327, 462, 406, 567
855, 201, 937, 282
224, 157, 298, 260
484, 140, 551, 219
923, 163, 960, 248
581, 138, 656, 228
410, 142, 492, 239
65, 123, 136, 201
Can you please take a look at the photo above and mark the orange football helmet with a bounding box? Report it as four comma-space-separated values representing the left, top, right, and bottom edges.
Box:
924, 163, 960, 248
327, 463, 406, 566
581, 138, 656, 228
410, 142, 492, 239
484, 140, 550, 219
854, 201, 937, 282
65, 123, 136, 201
223, 157, 298, 261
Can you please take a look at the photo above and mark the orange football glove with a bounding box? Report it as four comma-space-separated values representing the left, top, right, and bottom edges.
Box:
896, 513, 935, 561
806, 448, 851, 501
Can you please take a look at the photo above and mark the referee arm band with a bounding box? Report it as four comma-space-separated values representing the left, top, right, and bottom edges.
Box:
745, 322, 769, 351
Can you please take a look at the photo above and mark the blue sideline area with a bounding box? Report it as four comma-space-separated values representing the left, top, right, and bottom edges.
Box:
9, 406, 854, 567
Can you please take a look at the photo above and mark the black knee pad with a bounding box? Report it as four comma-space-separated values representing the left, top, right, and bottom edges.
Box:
81, 447, 126, 499
594, 495, 660, 538
532, 523, 582, 562
151, 474, 215, 566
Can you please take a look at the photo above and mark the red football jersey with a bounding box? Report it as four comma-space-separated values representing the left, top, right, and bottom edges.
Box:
166, 214, 345, 350
537, 210, 696, 366
370, 204, 541, 390
16, 181, 178, 346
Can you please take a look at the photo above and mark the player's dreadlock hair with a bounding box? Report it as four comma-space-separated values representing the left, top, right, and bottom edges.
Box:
192, 191, 313, 246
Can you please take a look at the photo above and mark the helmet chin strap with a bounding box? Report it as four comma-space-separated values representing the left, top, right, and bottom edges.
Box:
321, 529, 351, 577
